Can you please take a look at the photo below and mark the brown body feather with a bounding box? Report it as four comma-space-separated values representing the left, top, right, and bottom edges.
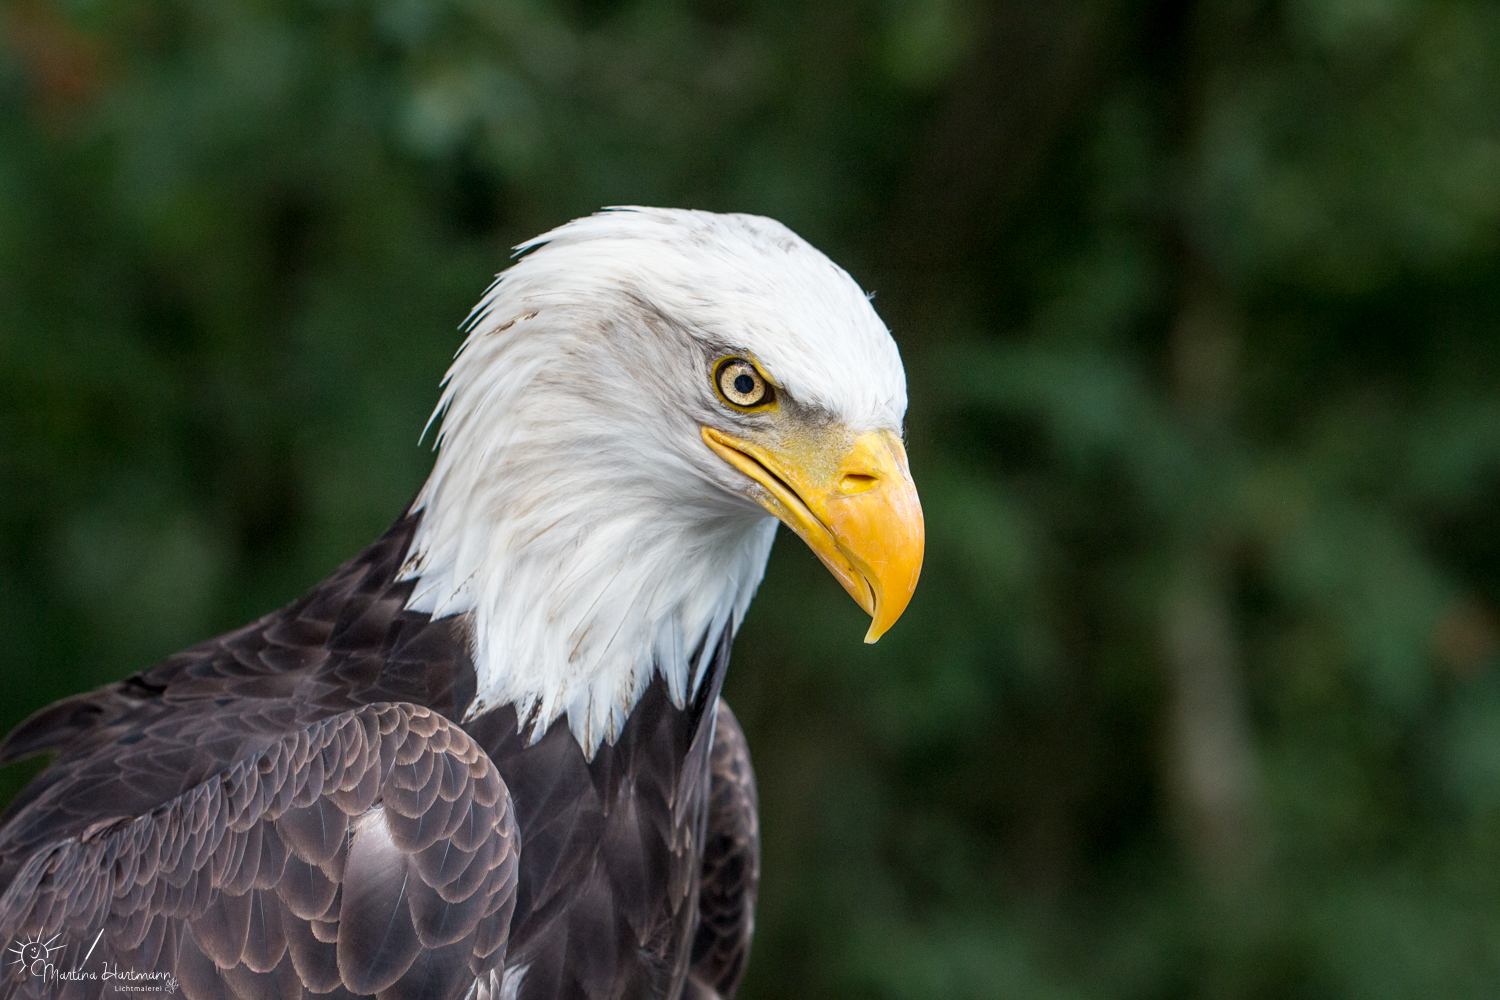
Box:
0, 515, 759, 1000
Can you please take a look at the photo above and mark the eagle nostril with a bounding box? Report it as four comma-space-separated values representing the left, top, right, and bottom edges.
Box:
839, 473, 878, 494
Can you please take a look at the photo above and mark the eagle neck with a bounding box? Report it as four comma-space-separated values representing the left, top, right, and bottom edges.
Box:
398, 492, 776, 758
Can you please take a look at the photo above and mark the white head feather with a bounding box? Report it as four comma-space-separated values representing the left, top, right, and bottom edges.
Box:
401, 207, 907, 754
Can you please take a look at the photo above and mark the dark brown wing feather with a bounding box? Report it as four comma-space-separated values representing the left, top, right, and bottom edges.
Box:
684, 701, 759, 1000
0, 519, 518, 1000
0, 702, 518, 1000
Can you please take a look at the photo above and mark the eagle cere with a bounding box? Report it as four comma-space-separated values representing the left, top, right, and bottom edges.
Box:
0, 208, 925, 1000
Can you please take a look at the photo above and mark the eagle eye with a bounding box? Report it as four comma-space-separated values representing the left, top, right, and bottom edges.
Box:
715, 358, 773, 409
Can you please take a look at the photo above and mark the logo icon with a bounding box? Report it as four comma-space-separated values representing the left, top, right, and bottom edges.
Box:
7, 933, 63, 979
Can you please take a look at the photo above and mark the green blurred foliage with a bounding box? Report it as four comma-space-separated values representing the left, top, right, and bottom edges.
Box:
3, 0, 1500, 997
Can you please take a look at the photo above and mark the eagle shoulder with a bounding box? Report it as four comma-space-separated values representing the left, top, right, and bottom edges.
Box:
0, 702, 518, 1000
0, 517, 515, 1000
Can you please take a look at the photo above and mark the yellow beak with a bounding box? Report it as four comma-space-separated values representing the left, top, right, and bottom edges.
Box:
702, 425, 924, 642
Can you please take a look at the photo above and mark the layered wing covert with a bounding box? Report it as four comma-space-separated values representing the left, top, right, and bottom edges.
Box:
0, 703, 518, 1000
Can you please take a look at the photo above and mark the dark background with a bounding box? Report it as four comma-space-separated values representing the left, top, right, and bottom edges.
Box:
4, 1, 1500, 996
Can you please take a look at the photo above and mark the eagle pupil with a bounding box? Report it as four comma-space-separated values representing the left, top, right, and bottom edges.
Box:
734, 374, 755, 394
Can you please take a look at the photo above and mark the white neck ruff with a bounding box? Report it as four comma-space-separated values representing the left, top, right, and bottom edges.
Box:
399, 294, 778, 757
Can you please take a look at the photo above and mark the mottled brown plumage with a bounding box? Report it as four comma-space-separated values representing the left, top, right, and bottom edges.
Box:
0, 515, 759, 1000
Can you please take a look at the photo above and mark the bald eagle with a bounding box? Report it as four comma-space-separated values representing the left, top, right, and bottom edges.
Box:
0, 208, 924, 1000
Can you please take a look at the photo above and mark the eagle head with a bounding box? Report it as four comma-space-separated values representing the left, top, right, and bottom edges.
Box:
400, 207, 924, 751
